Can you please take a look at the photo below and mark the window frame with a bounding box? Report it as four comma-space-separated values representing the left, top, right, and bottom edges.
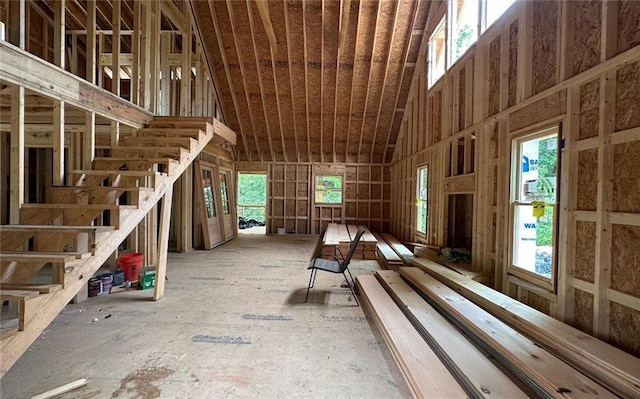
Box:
448, 0, 480, 65
508, 126, 560, 291
416, 165, 429, 235
428, 17, 447, 88
314, 174, 344, 205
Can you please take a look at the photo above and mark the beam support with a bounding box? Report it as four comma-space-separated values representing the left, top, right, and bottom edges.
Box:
153, 185, 174, 301
10, 86, 25, 224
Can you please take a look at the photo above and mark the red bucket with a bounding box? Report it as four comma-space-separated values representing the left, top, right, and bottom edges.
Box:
118, 253, 144, 282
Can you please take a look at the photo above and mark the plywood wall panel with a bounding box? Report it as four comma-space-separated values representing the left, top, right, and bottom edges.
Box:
573, 289, 594, 335
523, 291, 550, 314
577, 149, 598, 211
570, 1, 601, 78
574, 220, 596, 283
617, 1, 640, 55
611, 224, 640, 297
615, 61, 640, 132
612, 140, 640, 213
609, 302, 640, 357
531, 1, 558, 95
508, 21, 518, 107
488, 37, 501, 116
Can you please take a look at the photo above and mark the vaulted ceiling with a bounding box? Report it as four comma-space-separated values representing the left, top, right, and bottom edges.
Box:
193, 0, 433, 164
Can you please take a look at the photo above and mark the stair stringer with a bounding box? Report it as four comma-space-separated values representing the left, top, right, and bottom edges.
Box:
0, 119, 215, 376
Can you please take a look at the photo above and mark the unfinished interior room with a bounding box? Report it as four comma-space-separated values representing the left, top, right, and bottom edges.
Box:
1, 0, 640, 397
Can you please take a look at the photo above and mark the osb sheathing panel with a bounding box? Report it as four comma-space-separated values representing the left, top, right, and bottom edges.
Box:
531, 1, 558, 95
523, 291, 550, 314
272, 165, 284, 180
304, 2, 322, 154
335, 1, 358, 152
297, 183, 308, 197
577, 149, 598, 211
285, 165, 297, 181
611, 224, 640, 297
345, 183, 356, 198
371, 201, 382, 219
287, 2, 309, 160
358, 167, 370, 181
286, 182, 296, 197
574, 221, 596, 283
458, 67, 466, 131
345, 202, 356, 218
371, 165, 383, 181
488, 36, 501, 116
579, 79, 600, 140
615, 61, 640, 132
617, 1, 640, 55
492, 164, 498, 207
371, 184, 382, 200
272, 182, 284, 197
613, 141, 640, 212
273, 199, 284, 215
322, 2, 340, 160
570, 1, 601, 78
573, 289, 594, 335
432, 90, 442, 143
609, 302, 640, 358
358, 203, 370, 219
297, 201, 308, 217
508, 20, 518, 107
358, 183, 369, 199
297, 219, 308, 233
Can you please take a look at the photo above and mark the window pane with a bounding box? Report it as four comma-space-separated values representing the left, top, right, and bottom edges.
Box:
451, 0, 479, 62
428, 18, 447, 87
513, 204, 554, 278
417, 166, 429, 234
519, 135, 557, 203
484, 0, 517, 31
315, 175, 343, 204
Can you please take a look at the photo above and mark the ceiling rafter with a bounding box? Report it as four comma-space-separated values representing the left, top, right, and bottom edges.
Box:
224, 0, 264, 161
255, 0, 277, 56
246, 0, 276, 162
302, 0, 311, 162
370, 0, 417, 163
385, 0, 435, 162
208, 1, 251, 159
356, 0, 385, 163
320, 0, 325, 162
283, 0, 300, 163
343, 0, 365, 162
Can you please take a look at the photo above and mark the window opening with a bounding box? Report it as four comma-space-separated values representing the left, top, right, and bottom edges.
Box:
417, 166, 429, 235
428, 18, 447, 88
483, 0, 518, 31
315, 175, 343, 204
450, 0, 479, 63
510, 127, 559, 286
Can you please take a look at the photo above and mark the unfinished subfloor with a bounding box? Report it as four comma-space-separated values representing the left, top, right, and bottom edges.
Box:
1, 234, 411, 398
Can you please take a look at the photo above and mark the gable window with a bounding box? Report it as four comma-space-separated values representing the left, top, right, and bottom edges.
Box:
417, 166, 429, 235
449, 0, 479, 63
509, 126, 559, 290
483, 0, 518, 32
428, 18, 447, 88
315, 175, 343, 204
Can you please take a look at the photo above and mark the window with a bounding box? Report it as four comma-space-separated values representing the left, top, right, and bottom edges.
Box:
449, 0, 479, 63
315, 175, 343, 204
220, 172, 230, 214
428, 18, 447, 88
509, 127, 559, 287
483, 0, 518, 32
417, 166, 429, 234
0, 21, 5, 41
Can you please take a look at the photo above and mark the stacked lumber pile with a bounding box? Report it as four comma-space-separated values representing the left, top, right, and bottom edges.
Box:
356, 262, 640, 398
373, 233, 413, 269
320, 223, 377, 260
413, 245, 488, 283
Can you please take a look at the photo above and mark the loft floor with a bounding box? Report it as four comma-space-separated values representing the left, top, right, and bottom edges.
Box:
1, 234, 410, 398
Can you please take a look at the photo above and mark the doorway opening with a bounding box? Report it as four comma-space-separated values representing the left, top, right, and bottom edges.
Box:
237, 172, 267, 235
445, 193, 473, 264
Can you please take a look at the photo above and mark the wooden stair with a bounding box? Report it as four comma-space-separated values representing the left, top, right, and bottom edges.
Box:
0, 116, 220, 376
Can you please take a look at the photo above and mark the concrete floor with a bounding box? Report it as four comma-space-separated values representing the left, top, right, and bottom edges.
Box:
1, 234, 411, 399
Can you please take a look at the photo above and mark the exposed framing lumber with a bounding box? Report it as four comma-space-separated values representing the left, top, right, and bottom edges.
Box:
153, 185, 173, 301
302, 0, 311, 162
283, 1, 301, 162
343, 0, 363, 163
0, 42, 152, 127
10, 85, 25, 225
8, 0, 26, 49
255, 0, 277, 56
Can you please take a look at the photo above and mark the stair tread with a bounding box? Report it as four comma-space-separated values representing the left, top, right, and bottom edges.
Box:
0, 225, 114, 232
49, 186, 155, 192
0, 251, 90, 262
0, 283, 62, 294
0, 290, 40, 301
71, 170, 165, 176
21, 204, 138, 210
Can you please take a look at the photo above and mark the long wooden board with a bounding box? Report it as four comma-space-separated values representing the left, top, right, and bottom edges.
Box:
356, 275, 467, 398
400, 267, 616, 399
375, 270, 528, 399
408, 259, 640, 398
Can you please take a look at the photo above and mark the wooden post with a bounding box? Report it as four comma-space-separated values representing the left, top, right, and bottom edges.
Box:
86, 0, 96, 84
180, 16, 192, 117
10, 85, 25, 224
131, 0, 141, 106
53, 0, 65, 68
8, 0, 26, 49
112, 0, 121, 96
84, 112, 95, 170
160, 32, 171, 115
153, 185, 174, 301
53, 101, 65, 186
